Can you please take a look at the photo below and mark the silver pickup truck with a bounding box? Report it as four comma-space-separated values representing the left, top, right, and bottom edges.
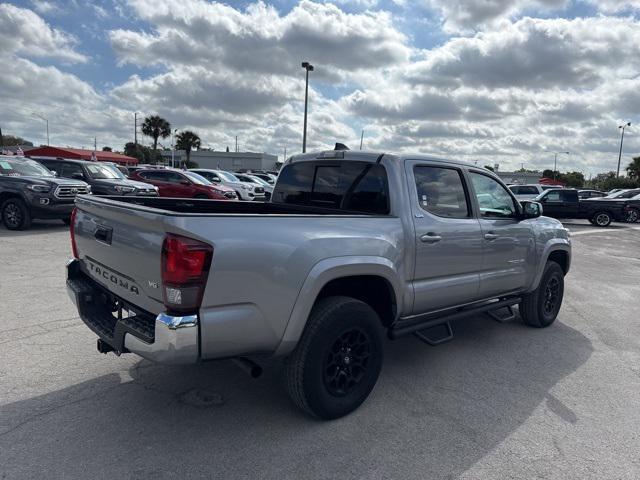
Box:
66, 149, 571, 419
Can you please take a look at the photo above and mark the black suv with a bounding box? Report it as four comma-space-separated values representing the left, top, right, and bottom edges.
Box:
0, 156, 91, 230
37, 158, 157, 196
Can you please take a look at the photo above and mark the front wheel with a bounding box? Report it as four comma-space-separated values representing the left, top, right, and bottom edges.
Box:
625, 208, 639, 223
592, 211, 612, 227
2, 198, 31, 230
520, 261, 564, 328
284, 296, 384, 420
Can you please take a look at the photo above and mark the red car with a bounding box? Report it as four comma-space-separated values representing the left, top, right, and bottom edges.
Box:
130, 169, 237, 200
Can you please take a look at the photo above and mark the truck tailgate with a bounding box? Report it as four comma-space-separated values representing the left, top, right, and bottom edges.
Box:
73, 196, 171, 315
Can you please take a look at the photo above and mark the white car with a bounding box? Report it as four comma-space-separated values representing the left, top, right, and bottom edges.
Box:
190, 169, 266, 201
509, 184, 560, 200
235, 173, 273, 201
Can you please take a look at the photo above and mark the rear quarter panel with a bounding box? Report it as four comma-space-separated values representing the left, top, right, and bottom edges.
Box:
178, 215, 405, 359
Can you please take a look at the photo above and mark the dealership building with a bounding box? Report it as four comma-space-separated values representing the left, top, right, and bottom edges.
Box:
161, 150, 280, 171
26, 146, 138, 165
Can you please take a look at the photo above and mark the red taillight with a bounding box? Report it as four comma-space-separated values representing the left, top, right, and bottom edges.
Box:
70, 208, 78, 259
161, 233, 213, 313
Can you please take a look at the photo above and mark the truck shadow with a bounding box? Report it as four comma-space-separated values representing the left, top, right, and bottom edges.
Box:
0, 315, 592, 479
0, 220, 68, 237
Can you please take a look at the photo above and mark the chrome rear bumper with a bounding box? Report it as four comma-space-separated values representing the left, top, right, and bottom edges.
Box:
66, 259, 199, 365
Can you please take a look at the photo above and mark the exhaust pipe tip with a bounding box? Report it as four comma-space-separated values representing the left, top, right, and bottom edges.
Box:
232, 357, 263, 378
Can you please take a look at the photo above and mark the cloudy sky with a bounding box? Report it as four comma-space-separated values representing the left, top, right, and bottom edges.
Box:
1, 0, 639, 174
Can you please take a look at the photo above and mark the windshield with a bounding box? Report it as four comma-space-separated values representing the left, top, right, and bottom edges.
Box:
217, 171, 239, 182
85, 163, 121, 179
102, 164, 126, 179
0, 159, 53, 177
248, 175, 269, 186
606, 189, 640, 199
183, 171, 211, 185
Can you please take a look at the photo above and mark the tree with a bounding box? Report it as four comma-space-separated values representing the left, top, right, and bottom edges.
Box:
124, 142, 162, 164
102, 146, 112, 152
176, 131, 201, 167
141, 115, 171, 151
542, 169, 555, 178
1, 134, 33, 147
627, 157, 640, 181
559, 171, 584, 188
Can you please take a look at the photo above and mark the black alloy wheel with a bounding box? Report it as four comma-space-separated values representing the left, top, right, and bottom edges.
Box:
323, 327, 372, 397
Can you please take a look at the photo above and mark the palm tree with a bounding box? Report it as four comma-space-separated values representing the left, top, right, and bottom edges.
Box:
627, 157, 640, 181
176, 130, 201, 166
141, 115, 171, 151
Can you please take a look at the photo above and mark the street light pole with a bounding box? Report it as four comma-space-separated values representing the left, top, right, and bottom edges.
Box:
617, 122, 631, 178
32, 113, 49, 145
171, 128, 178, 168
553, 151, 570, 181
301, 61, 314, 153
134, 112, 138, 149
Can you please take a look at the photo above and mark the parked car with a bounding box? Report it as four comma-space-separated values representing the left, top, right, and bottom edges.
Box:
189, 169, 266, 201
249, 172, 277, 185
234, 173, 273, 200
37, 158, 158, 196
129, 169, 237, 200
509, 184, 546, 200
509, 184, 561, 200
66, 148, 571, 419
0, 156, 90, 230
602, 188, 640, 199
577, 189, 606, 199
535, 188, 627, 226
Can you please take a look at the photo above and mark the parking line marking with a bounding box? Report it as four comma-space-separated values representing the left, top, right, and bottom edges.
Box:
569, 226, 640, 236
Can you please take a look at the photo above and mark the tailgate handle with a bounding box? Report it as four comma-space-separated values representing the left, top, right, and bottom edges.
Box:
94, 226, 113, 245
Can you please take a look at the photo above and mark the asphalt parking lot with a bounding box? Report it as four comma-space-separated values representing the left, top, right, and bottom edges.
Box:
1, 220, 639, 480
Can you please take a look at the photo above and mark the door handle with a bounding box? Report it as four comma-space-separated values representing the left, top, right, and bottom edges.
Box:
484, 232, 499, 241
420, 233, 442, 243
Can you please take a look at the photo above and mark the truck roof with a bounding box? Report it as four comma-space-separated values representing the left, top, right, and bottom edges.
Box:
288, 150, 479, 169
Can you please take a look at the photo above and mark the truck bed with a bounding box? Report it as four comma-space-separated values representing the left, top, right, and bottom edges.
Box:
88, 195, 389, 217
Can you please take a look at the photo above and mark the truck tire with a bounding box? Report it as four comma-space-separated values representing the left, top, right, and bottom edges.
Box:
520, 261, 564, 328
591, 211, 612, 227
284, 296, 384, 420
2, 198, 32, 230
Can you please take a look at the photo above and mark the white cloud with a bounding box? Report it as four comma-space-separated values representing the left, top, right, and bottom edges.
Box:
587, 0, 640, 13
110, 0, 410, 76
0, 3, 86, 62
423, 0, 568, 33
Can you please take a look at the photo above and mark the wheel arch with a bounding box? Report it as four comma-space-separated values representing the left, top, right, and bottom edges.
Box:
528, 242, 571, 293
275, 257, 403, 356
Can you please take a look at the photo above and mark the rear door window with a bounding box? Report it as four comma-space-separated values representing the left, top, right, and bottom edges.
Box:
273, 161, 389, 214
413, 166, 469, 218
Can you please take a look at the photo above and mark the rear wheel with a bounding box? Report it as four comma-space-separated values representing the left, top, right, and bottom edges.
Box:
592, 211, 612, 227
285, 296, 384, 420
2, 198, 31, 230
520, 261, 564, 328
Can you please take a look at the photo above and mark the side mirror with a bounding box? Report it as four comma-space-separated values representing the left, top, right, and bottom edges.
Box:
180, 180, 191, 186
212, 177, 221, 183
521, 201, 542, 219
71, 172, 84, 180
50, 170, 58, 177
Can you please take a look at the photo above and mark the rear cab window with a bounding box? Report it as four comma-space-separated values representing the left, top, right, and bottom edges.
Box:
272, 160, 390, 214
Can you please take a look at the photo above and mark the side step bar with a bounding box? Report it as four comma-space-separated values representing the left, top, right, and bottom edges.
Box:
389, 297, 521, 340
